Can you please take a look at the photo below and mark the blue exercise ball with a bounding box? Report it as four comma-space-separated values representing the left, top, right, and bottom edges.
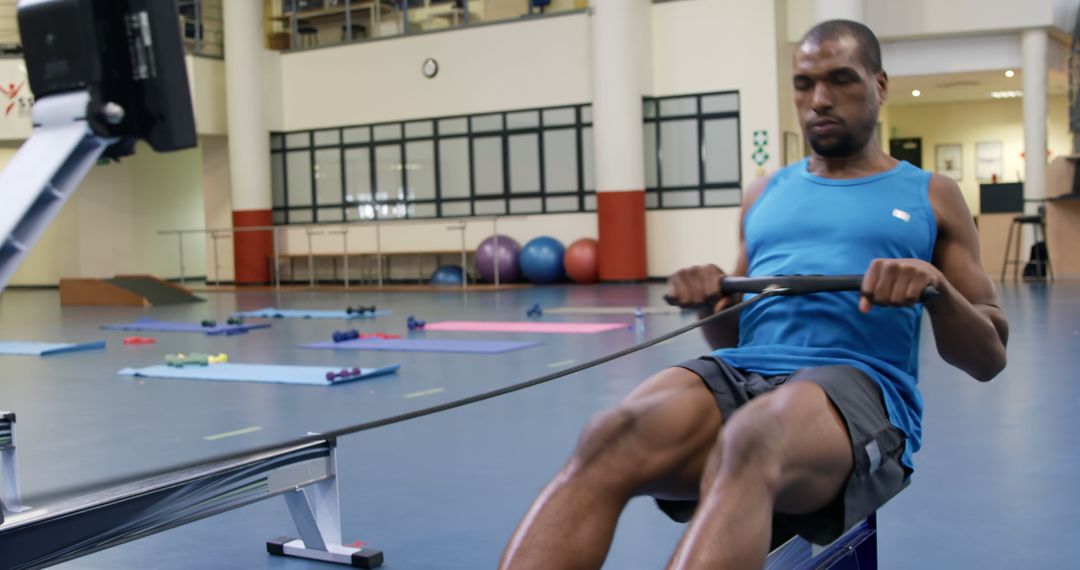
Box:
520, 236, 566, 284
430, 265, 465, 286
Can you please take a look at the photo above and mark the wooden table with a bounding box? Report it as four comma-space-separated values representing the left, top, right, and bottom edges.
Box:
1045, 156, 1080, 278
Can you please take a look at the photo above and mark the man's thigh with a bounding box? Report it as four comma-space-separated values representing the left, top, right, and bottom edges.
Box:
774, 366, 910, 544
595, 367, 722, 498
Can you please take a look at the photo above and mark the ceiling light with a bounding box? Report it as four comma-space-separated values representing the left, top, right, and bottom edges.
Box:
911, 89, 921, 97
991, 90, 1023, 99
1005, 69, 1015, 78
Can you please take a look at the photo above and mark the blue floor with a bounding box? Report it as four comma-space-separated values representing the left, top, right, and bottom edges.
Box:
0, 282, 1075, 569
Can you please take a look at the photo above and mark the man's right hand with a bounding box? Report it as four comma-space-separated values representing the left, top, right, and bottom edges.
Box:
666, 264, 736, 313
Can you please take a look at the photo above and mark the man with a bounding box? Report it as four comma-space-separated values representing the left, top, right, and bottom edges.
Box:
499, 20, 1009, 570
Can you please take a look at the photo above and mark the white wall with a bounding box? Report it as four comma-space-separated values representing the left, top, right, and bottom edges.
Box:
652, 0, 782, 179
272, 207, 742, 280
648, 0, 782, 276
7, 142, 209, 286
271, 2, 783, 278
865, 0, 1065, 40
278, 13, 592, 130
888, 95, 1071, 213
201, 135, 234, 282
788, 0, 1070, 42
187, 55, 229, 135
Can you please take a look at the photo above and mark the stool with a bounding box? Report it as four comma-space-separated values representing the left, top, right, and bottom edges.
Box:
297, 21, 319, 48
1001, 214, 1053, 281
342, 23, 367, 41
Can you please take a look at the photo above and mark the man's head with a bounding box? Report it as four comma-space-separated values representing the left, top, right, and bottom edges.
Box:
794, 20, 887, 158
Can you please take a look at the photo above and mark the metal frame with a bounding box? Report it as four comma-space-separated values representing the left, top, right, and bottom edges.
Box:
0, 439, 383, 569
269, 103, 596, 224
0, 412, 29, 522
0, 91, 118, 292
765, 514, 877, 569
159, 214, 512, 288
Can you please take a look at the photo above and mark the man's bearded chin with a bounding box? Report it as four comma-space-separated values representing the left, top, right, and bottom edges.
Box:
808, 126, 872, 158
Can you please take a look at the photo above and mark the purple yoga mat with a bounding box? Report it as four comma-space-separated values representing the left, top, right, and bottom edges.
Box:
299, 338, 541, 354
102, 317, 271, 336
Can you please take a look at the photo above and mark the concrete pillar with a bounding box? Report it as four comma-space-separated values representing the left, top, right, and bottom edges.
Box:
590, 0, 650, 280
222, 0, 273, 283
1022, 28, 1048, 211
812, 0, 865, 23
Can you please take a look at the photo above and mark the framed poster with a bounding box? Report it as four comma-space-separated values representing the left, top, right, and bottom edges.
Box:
975, 141, 1003, 182
935, 143, 962, 181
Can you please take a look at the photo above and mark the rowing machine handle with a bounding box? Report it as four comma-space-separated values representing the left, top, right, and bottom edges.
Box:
662, 275, 939, 308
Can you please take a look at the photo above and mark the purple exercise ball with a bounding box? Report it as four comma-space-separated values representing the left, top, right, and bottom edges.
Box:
475, 234, 521, 283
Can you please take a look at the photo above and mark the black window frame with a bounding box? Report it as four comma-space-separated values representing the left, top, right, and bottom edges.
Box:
644, 90, 742, 210
268, 90, 741, 224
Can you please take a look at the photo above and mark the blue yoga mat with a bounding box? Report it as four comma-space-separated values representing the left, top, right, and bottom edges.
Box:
0, 340, 106, 356
299, 338, 541, 354
102, 317, 271, 336
232, 307, 392, 320
117, 362, 401, 386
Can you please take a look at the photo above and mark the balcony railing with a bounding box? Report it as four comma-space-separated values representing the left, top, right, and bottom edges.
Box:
266, 0, 587, 51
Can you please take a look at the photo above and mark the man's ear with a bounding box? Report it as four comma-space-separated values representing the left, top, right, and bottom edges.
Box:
877, 70, 889, 104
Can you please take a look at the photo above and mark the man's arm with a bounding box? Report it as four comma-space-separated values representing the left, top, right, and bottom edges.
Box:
925, 175, 1008, 380
861, 174, 1008, 381
666, 175, 770, 350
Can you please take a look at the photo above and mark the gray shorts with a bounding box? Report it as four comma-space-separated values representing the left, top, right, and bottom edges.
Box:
656, 356, 910, 545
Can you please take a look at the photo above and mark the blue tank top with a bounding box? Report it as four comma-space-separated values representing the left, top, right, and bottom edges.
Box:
715, 159, 936, 470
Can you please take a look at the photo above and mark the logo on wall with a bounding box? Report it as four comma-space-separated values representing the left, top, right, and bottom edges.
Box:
1, 81, 33, 120
751, 129, 769, 166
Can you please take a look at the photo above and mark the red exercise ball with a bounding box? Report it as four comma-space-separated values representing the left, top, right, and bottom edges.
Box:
563, 238, 599, 284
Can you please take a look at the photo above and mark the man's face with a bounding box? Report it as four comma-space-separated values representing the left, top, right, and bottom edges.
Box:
793, 35, 886, 158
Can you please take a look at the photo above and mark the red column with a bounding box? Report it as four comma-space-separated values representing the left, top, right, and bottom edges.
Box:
232, 210, 273, 284
598, 191, 647, 280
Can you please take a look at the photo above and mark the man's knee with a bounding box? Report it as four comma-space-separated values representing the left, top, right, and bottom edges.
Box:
714, 383, 826, 487
570, 375, 721, 476
572, 406, 643, 468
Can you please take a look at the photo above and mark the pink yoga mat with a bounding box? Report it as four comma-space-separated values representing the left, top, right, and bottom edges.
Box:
422, 321, 630, 334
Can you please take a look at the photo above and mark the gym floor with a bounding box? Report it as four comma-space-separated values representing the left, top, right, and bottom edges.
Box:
1, 282, 1075, 569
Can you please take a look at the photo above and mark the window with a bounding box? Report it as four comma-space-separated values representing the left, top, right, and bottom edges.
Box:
643, 91, 741, 209
269, 92, 738, 223
270, 103, 596, 222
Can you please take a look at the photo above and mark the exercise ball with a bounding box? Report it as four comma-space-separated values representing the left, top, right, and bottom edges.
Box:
520, 236, 566, 284
475, 234, 521, 283
430, 265, 465, 286
563, 238, 599, 284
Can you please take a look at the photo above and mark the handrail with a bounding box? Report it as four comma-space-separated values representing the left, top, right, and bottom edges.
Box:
155, 215, 511, 236
158, 215, 522, 289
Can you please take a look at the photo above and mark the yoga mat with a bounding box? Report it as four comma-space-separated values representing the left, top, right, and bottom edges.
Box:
118, 362, 401, 386
102, 317, 271, 336
422, 321, 630, 334
0, 340, 106, 356
542, 306, 681, 316
300, 338, 541, 354
232, 307, 391, 320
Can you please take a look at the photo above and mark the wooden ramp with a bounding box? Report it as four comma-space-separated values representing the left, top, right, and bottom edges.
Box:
60, 275, 205, 307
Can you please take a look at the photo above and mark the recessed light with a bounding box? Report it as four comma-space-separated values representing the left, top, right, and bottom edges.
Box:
1005, 69, 1015, 78
912, 89, 921, 97
991, 90, 1023, 99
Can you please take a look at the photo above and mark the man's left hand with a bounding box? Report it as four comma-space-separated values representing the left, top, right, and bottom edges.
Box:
860, 258, 944, 313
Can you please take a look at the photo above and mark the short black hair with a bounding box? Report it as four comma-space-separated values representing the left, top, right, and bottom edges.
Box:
801, 19, 883, 74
